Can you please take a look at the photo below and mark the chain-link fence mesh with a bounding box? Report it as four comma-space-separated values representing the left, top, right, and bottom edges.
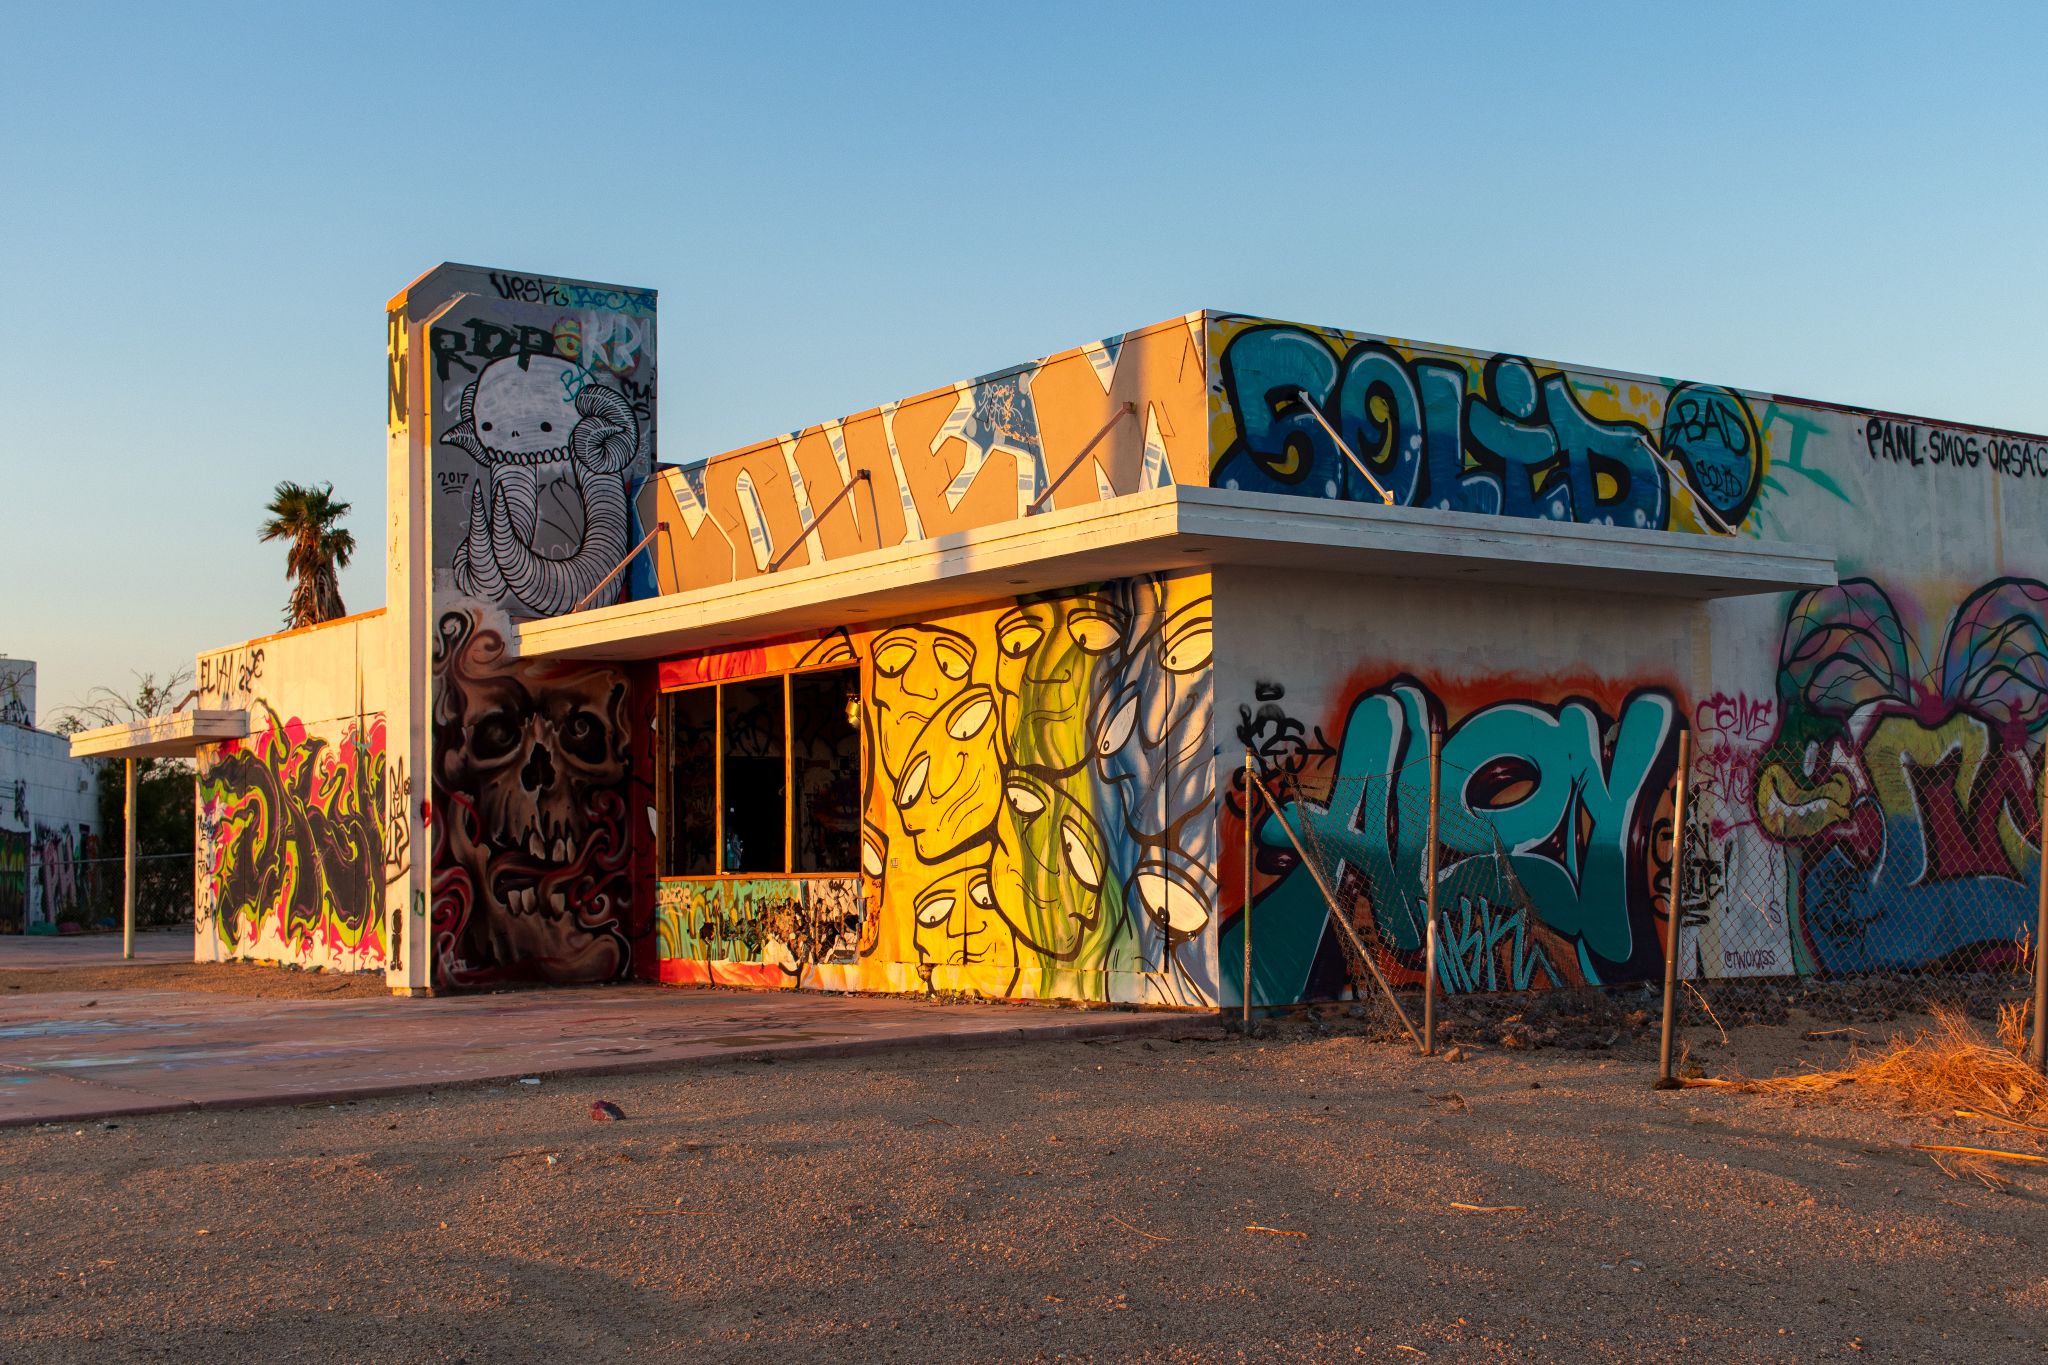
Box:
11, 853, 193, 934
1278, 758, 1556, 999
1243, 730, 2047, 1072
1669, 738, 2042, 1056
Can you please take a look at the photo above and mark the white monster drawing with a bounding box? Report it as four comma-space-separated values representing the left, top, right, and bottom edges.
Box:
441, 355, 642, 617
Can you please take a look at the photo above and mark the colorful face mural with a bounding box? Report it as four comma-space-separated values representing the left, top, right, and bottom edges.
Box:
1751, 577, 2047, 973
1207, 317, 1765, 535
198, 705, 386, 968
656, 571, 1217, 1006
430, 605, 655, 988
1225, 674, 1681, 1006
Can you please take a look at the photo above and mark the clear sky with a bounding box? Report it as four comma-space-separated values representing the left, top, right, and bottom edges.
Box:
4, 1, 2044, 717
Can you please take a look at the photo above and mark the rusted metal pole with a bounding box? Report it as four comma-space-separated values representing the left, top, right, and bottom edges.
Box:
1028, 404, 1137, 515
571, 520, 668, 611
767, 471, 872, 571
1423, 727, 1441, 1056
1292, 389, 1395, 505
1249, 770, 1424, 1053
1655, 728, 1692, 1089
122, 758, 136, 961
1242, 751, 1255, 1028
2030, 758, 2048, 1074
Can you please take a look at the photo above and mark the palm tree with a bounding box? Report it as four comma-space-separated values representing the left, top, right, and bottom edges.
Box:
260, 482, 356, 628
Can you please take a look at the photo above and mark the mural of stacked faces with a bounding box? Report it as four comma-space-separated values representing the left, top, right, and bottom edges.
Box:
432, 606, 654, 988
861, 573, 1216, 1004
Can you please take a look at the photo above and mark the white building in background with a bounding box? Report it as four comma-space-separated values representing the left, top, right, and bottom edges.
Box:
0, 661, 103, 933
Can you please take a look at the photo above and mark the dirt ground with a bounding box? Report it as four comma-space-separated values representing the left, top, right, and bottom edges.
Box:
3, 1004, 2044, 1363
0, 962, 389, 999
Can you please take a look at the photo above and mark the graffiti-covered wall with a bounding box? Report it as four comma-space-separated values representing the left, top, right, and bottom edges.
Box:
387, 264, 664, 991
430, 602, 655, 988
195, 613, 392, 969
423, 268, 659, 620
1207, 315, 1770, 534
1208, 313, 2046, 999
657, 570, 1217, 1006
0, 663, 101, 934
1216, 567, 1703, 1006
641, 315, 1208, 592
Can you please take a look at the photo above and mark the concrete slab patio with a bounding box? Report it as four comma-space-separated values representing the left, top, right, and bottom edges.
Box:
0, 929, 191, 969
0, 982, 1204, 1128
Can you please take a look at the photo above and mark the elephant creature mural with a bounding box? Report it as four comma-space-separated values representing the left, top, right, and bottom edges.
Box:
441, 355, 641, 618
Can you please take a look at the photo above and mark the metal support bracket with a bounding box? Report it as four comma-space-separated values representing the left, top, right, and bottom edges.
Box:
1294, 389, 1395, 505
571, 520, 668, 612
768, 469, 872, 572
1027, 403, 1138, 514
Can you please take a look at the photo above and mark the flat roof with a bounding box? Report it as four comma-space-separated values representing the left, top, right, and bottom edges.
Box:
516, 485, 1837, 663
68, 710, 250, 760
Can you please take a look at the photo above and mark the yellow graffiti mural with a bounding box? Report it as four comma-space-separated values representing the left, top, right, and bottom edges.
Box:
659, 571, 1217, 1006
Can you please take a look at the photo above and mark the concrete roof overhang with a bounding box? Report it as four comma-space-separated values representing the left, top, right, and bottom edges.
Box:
515, 485, 1839, 663
68, 710, 250, 760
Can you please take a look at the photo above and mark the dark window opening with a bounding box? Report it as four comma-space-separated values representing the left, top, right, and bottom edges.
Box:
663, 687, 717, 876
661, 665, 863, 879
792, 667, 861, 873
721, 678, 786, 873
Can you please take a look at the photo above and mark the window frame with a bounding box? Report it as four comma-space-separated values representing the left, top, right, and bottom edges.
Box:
659, 658, 864, 880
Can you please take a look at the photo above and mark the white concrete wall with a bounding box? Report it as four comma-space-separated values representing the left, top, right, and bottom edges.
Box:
0, 662, 102, 932
193, 612, 393, 970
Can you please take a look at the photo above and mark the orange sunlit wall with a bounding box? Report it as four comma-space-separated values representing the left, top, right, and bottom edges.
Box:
640, 314, 1209, 592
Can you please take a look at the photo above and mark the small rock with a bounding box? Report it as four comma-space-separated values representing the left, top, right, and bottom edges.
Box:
590, 1100, 626, 1122
1442, 1047, 1467, 1063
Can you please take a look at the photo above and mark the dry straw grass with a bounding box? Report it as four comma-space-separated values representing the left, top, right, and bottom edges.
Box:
1725, 1003, 2043, 1121
1688, 1003, 2048, 1183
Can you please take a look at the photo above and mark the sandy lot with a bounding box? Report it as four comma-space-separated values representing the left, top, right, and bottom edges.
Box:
0, 961, 389, 1000
2, 1006, 2044, 1363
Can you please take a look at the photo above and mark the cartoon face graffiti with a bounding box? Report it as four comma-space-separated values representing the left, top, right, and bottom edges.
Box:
433, 608, 648, 986
1088, 579, 1218, 944
892, 685, 1003, 861
441, 355, 642, 618
869, 626, 976, 783
995, 597, 1111, 779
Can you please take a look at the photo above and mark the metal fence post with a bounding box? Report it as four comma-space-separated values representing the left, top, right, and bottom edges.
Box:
1242, 751, 1255, 1028
2030, 756, 2048, 1074
123, 758, 137, 961
1423, 727, 1441, 1056
1654, 728, 1692, 1090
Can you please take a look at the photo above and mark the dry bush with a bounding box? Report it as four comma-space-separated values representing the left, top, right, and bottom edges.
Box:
1698, 1003, 2047, 1130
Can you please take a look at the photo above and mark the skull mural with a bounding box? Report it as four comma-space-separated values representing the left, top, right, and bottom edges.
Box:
441, 355, 642, 618
431, 606, 652, 987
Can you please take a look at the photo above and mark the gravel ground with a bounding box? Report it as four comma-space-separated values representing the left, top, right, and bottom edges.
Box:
2, 1011, 2044, 1363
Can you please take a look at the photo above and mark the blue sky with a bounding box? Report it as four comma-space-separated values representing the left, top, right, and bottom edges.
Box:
4, 1, 2044, 715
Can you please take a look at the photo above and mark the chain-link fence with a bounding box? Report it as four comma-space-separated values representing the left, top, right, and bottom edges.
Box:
1239, 729, 2048, 1076
1662, 738, 2046, 1079
1241, 744, 1561, 1054
10, 853, 194, 934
